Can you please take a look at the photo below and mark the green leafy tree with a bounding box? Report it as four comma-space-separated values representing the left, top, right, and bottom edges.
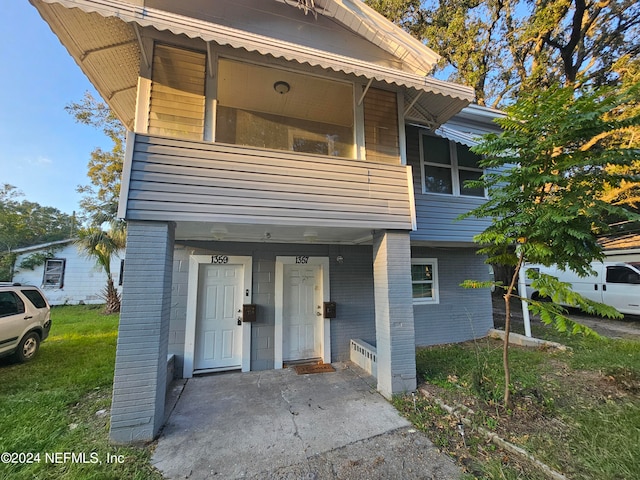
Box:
66, 92, 125, 225
461, 81, 640, 407
600, 57, 640, 214
366, 0, 640, 107
0, 184, 76, 280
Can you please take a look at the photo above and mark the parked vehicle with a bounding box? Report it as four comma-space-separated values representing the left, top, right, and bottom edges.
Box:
525, 262, 640, 316
0, 283, 51, 362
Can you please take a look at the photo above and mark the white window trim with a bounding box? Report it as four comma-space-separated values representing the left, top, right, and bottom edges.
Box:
411, 258, 439, 305
419, 132, 486, 198
43, 258, 66, 289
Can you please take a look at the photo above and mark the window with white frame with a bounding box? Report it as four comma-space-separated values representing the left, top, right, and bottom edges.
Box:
420, 133, 485, 197
43, 258, 65, 288
411, 258, 439, 304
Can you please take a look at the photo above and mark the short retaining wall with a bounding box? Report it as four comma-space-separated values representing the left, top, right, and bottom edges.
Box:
488, 329, 569, 351
350, 339, 377, 378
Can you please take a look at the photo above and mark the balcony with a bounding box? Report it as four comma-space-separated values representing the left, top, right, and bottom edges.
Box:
120, 134, 415, 232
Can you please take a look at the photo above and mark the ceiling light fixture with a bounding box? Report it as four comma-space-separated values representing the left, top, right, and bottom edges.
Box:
274, 81, 290, 95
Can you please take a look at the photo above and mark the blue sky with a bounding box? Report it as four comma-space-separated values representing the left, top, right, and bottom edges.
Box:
1, 2, 110, 215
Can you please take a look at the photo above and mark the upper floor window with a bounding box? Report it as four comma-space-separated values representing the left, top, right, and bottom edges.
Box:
43, 259, 65, 288
215, 58, 355, 158
420, 133, 485, 197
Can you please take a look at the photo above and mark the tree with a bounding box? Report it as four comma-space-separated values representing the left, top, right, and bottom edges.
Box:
600, 56, 640, 214
0, 184, 76, 280
75, 224, 126, 314
461, 81, 640, 407
366, 0, 640, 107
67, 92, 127, 312
66, 92, 125, 225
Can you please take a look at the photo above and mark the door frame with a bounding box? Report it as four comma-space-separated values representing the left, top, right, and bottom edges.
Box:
183, 255, 252, 378
274, 256, 330, 369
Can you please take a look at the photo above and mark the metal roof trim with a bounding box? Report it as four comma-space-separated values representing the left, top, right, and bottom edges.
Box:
35, 0, 474, 103
434, 125, 482, 147
278, 0, 442, 74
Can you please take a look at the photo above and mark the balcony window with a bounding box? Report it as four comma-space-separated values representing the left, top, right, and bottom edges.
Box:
421, 133, 485, 197
215, 58, 355, 158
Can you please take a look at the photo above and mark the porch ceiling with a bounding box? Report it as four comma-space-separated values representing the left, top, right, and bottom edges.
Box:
30, 0, 475, 131
174, 222, 375, 245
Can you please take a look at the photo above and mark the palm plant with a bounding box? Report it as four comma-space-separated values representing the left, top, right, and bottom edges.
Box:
75, 221, 126, 314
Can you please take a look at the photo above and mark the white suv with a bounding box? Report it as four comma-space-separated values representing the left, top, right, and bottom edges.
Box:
0, 283, 51, 362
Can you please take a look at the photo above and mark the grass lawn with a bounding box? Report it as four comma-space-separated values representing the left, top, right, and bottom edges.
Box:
0, 305, 163, 480
394, 324, 640, 479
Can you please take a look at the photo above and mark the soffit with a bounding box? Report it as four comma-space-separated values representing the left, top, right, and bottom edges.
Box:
30, 0, 475, 130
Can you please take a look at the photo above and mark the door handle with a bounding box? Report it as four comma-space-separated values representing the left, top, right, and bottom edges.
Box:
24, 316, 33, 320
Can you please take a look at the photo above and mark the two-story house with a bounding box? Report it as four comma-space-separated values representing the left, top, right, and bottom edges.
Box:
30, 0, 501, 443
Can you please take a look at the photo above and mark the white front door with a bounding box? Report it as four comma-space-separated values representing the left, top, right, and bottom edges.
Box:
283, 264, 322, 362
194, 264, 243, 371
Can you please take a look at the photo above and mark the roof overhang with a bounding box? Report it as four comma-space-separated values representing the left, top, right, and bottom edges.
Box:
411, 104, 505, 146
433, 125, 480, 147
273, 0, 441, 75
30, 0, 475, 130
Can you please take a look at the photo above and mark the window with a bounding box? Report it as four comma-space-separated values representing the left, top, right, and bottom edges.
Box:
421, 133, 485, 197
43, 259, 65, 288
411, 259, 439, 304
20, 289, 47, 309
0, 292, 25, 317
119, 260, 125, 286
607, 266, 640, 284
215, 58, 354, 158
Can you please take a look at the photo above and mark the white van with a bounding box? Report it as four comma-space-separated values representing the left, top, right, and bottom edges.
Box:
524, 261, 640, 316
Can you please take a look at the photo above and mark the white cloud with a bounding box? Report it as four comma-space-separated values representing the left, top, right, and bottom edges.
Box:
31, 156, 53, 166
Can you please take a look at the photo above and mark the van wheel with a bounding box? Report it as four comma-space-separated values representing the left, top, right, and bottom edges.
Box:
13, 332, 40, 363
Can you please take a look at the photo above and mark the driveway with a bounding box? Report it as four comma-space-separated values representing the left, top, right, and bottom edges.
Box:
492, 296, 640, 339
152, 362, 461, 479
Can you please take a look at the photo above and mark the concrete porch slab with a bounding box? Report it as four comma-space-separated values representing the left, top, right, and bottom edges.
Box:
151, 362, 461, 479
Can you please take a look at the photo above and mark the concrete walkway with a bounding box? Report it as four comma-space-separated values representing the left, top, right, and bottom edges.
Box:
152, 362, 461, 479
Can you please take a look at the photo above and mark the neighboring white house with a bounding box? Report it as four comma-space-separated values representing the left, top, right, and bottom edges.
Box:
11, 239, 124, 306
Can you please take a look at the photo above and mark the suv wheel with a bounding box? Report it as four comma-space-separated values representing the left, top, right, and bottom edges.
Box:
14, 332, 40, 362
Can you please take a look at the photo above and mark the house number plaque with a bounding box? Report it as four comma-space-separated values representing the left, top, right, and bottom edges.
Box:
295, 256, 309, 264
211, 255, 229, 264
